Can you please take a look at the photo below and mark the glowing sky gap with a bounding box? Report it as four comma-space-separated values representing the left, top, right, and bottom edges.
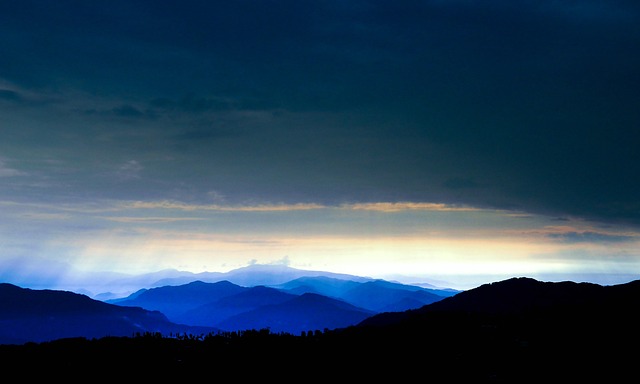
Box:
3, 196, 640, 291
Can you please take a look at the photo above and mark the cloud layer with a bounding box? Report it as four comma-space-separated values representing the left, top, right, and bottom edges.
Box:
1, 0, 638, 226
1, 1, 639, 288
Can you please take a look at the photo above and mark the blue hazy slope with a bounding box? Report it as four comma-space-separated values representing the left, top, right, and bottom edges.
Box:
216, 292, 376, 334
0, 283, 215, 345
107, 270, 458, 331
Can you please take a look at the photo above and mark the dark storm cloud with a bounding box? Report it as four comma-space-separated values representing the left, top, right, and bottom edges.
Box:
148, 94, 276, 113
110, 104, 146, 118
0, 89, 22, 103
171, 129, 231, 142
443, 177, 480, 190
1, 0, 639, 226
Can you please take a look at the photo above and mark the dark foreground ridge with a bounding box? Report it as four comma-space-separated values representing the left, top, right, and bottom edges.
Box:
1, 277, 638, 381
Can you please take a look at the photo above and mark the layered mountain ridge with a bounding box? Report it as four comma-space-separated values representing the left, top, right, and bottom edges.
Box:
1, 264, 457, 343
106, 266, 454, 333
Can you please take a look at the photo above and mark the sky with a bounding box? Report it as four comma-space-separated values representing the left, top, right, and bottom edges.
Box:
1, 0, 640, 292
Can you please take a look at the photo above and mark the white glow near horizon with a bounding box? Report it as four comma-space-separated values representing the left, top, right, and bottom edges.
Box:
2, 199, 640, 291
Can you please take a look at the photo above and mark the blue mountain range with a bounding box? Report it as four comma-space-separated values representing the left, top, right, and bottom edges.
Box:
0, 264, 458, 343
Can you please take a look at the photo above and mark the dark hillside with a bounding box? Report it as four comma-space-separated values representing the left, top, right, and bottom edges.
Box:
173, 285, 297, 326
1, 277, 638, 381
216, 292, 375, 333
0, 283, 215, 344
344, 277, 640, 381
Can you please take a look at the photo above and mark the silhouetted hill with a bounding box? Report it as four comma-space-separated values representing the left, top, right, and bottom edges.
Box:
0, 283, 215, 345
377, 296, 433, 312
357, 276, 640, 326
341, 277, 640, 381
216, 292, 376, 334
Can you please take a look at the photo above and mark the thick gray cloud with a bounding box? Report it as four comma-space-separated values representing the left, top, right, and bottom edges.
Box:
1, 0, 639, 226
